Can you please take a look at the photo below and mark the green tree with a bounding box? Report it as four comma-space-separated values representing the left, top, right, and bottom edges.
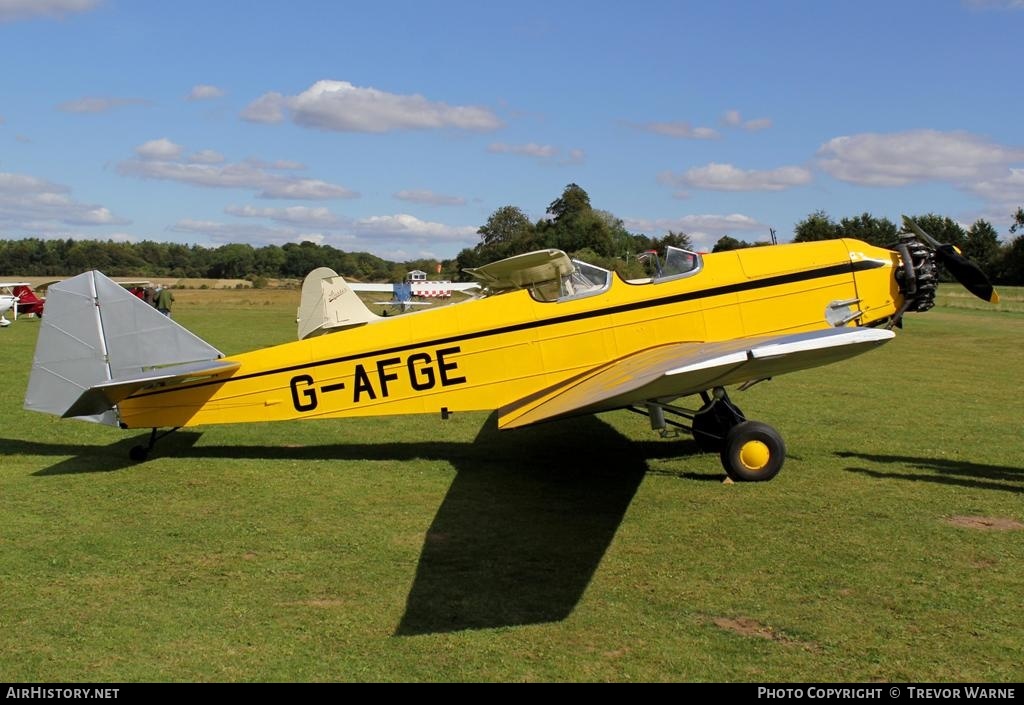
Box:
546, 183, 591, 225
652, 230, 694, 251
964, 219, 1001, 279
478, 205, 535, 249
254, 245, 286, 276
1009, 206, 1024, 234
995, 235, 1024, 284
904, 213, 966, 249
839, 213, 898, 247
712, 236, 752, 252
208, 243, 255, 279
793, 210, 841, 242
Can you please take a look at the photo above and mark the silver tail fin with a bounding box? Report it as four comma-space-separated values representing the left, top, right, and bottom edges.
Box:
296, 266, 379, 341
24, 271, 230, 425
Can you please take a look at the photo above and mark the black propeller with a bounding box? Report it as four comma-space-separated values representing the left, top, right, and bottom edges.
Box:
901, 216, 1000, 304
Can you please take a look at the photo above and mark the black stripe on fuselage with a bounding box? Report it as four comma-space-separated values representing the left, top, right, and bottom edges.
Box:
129, 259, 885, 399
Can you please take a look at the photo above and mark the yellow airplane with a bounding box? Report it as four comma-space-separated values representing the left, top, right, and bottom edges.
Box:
24, 216, 997, 480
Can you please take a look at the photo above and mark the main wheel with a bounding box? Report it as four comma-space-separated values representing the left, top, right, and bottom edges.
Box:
719, 421, 785, 482
129, 445, 150, 462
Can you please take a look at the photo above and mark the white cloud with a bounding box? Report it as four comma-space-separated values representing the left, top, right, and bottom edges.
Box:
563, 148, 587, 166
394, 189, 467, 206
186, 84, 224, 101
742, 117, 773, 132
243, 157, 305, 170
224, 205, 477, 240
488, 142, 585, 165
170, 218, 313, 244
624, 213, 766, 247
173, 211, 477, 255
240, 92, 286, 123
56, 96, 151, 113
721, 109, 772, 132
624, 121, 719, 140
135, 137, 183, 161
488, 142, 556, 158
660, 162, 812, 191
225, 204, 341, 227
117, 140, 358, 200
817, 129, 1024, 188
261, 179, 355, 200
0, 0, 100, 22
969, 168, 1024, 208
187, 149, 225, 164
241, 80, 502, 133
352, 214, 477, 241
0, 171, 130, 231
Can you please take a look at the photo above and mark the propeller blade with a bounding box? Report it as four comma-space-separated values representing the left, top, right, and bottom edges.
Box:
901, 216, 1000, 304
935, 245, 1000, 304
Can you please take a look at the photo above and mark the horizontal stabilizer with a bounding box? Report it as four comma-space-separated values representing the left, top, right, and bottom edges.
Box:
63, 359, 240, 418
499, 327, 894, 429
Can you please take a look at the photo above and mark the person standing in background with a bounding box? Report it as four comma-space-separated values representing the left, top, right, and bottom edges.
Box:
156, 285, 174, 317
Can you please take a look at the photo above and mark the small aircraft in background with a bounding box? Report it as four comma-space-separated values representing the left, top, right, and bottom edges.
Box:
327, 270, 479, 317
24, 217, 997, 480
0, 282, 45, 326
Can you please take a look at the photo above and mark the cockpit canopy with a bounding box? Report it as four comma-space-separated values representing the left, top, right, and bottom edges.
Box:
464, 246, 703, 303
530, 258, 611, 302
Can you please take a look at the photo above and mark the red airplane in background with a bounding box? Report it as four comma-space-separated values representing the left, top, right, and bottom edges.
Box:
0, 282, 45, 327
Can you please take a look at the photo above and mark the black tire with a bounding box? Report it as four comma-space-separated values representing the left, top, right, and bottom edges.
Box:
719, 421, 785, 482
129, 445, 150, 462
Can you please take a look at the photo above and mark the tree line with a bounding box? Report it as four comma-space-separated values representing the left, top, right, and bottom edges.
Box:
0, 238, 398, 283
2, 186, 1023, 284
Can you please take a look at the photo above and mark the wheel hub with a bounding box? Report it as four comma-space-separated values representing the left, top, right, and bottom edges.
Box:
738, 440, 770, 471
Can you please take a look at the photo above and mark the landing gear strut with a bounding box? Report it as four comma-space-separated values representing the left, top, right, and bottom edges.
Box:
129, 427, 180, 462
634, 387, 786, 481
692, 389, 745, 452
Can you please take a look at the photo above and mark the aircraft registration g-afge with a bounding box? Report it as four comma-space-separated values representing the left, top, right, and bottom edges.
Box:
24, 217, 998, 480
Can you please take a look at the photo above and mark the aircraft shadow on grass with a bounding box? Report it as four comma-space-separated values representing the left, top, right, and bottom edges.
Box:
9, 413, 716, 635
836, 451, 1024, 495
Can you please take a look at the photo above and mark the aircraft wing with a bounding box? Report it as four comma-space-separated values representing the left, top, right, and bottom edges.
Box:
498, 327, 894, 429
372, 301, 431, 306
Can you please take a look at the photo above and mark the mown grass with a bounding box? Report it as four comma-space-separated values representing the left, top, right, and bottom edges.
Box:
0, 285, 1021, 682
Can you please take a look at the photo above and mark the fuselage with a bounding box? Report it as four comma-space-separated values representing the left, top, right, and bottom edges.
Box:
116, 239, 903, 429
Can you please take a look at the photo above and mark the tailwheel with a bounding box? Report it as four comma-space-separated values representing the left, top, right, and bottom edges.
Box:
720, 421, 785, 482
127, 427, 180, 463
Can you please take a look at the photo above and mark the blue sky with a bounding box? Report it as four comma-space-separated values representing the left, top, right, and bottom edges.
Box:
1, 0, 1022, 261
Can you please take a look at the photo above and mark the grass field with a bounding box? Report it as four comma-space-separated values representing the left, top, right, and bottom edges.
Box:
1, 285, 1022, 682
